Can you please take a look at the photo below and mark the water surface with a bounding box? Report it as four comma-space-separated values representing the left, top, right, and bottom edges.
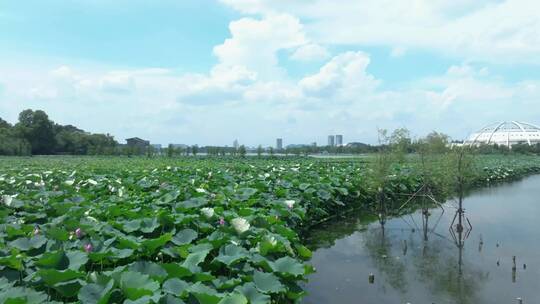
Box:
303, 175, 540, 304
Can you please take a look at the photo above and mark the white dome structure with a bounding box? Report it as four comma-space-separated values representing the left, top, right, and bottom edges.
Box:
466, 121, 540, 147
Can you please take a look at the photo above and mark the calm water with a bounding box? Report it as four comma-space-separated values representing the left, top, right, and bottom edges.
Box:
303, 175, 540, 304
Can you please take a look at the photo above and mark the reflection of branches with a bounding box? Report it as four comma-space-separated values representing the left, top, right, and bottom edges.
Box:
408, 236, 489, 304
363, 226, 407, 294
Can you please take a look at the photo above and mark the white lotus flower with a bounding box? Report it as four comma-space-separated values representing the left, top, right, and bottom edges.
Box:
266, 235, 277, 246
201, 207, 214, 218
232, 217, 250, 234
284, 200, 295, 209
195, 188, 206, 193
2, 195, 13, 207
65, 180, 75, 186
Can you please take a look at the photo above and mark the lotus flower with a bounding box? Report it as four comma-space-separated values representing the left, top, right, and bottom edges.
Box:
231, 217, 250, 234
2, 195, 12, 207
201, 207, 214, 218
218, 217, 225, 226
284, 200, 295, 209
84, 243, 93, 253
75, 228, 83, 238
33, 226, 40, 235
266, 235, 277, 246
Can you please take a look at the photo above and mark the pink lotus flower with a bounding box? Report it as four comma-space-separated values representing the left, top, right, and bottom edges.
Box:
75, 228, 83, 238
218, 217, 225, 226
83, 243, 93, 253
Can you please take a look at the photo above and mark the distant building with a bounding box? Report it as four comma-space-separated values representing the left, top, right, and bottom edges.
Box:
170, 144, 188, 149
126, 137, 150, 148
327, 135, 335, 147
335, 135, 343, 146
276, 138, 283, 150
311, 142, 317, 147
346, 142, 369, 148
233, 139, 239, 149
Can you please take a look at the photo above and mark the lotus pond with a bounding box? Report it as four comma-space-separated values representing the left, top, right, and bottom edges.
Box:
0, 155, 539, 303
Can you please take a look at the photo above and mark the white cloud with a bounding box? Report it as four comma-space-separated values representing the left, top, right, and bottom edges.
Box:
299, 51, 379, 98
221, 0, 540, 64
290, 44, 330, 61
100, 72, 135, 94
213, 14, 307, 79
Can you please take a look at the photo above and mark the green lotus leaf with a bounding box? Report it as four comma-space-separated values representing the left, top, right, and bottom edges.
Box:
0, 255, 23, 270
78, 279, 114, 304
119, 271, 160, 300
188, 282, 222, 304
172, 229, 198, 246
217, 293, 247, 304
269, 256, 305, 276
159, 294, 186, 304
253, 271, 284, 293
182, 249, 210, 273
38, 269, 85, 286
141, 233, 172, 255
128, 261, 168, 283
213, 244, 249, 266
0, 286, 48, 304
234, 283, 270, 304
9, 235, 47, 251
162, 278, 189, 296
53, 279, 83, 297
161, 263, 192, 279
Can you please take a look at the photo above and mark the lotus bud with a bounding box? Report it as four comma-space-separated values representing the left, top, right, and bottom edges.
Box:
84, 243, 93, 253
33, 226, 40, 235
75, 228, 83, 238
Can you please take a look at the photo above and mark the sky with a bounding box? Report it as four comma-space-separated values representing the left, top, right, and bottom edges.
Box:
1, 0, 540, 146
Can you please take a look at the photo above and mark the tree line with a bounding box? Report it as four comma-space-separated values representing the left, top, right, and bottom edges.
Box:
0, 109, 118, 156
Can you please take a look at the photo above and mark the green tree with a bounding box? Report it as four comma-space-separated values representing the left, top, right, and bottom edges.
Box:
238, 145, 246, 158
256, 145, 263, 157
192, 145, 198, 156
16, 109, 56, 155
390, 127, 411, 163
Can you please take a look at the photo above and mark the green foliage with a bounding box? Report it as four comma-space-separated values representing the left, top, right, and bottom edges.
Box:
0, 109, 118, 156
0, 155, 539, 302
238, 145, 246, 158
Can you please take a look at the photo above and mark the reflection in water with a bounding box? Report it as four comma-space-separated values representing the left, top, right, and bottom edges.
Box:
303, 175, 540, 304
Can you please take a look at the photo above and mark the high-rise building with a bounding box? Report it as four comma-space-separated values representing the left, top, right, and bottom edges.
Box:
233, 139, 239, 149
327, 135, 335, 147
336, 135, 343, 146
276, 138, 283, 150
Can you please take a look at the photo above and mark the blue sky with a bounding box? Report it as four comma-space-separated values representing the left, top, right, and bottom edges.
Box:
1, 0, 540, 146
